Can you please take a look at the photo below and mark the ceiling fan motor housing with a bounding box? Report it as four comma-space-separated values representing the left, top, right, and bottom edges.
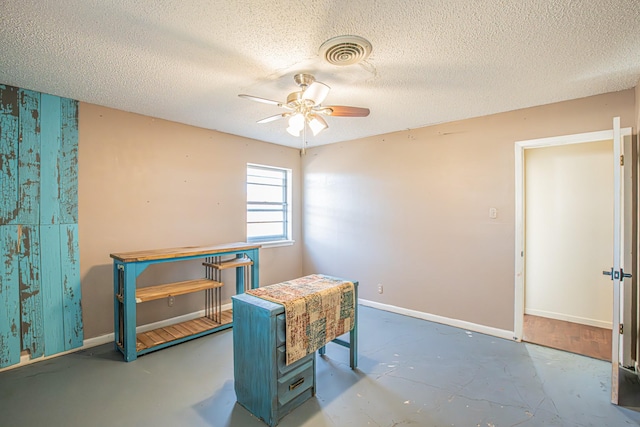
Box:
286, 90, 308, 107
293, 73, 315, 88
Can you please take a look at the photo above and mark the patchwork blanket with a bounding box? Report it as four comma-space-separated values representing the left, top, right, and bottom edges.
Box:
246, 274, 355, 365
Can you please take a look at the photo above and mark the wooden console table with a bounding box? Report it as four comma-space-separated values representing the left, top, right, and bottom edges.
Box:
110, 242, 260, 361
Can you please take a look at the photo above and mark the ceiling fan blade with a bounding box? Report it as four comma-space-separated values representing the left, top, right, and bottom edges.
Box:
322, 106, 370, 117
238, 94, 286, 107
302, 81, 330, 105
256, 113, 287, 124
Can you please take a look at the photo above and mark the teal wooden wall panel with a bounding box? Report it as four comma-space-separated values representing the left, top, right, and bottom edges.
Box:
39, 94, 61, 226
17, 89, 41, 225
41, 224, 65, 356
0, 225, 21, 368
61, 224, 83, 350
0, 84, 81, 367
0, 85, 19, 225
19, 224, 44, 358
59, 98, 78, 224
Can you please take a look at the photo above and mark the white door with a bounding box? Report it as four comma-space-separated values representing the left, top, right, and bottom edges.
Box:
609, 116, 625, 405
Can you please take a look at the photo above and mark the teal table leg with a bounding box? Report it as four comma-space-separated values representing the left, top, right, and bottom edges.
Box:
113, 263, 120, 351
350, 281, 358, 369
250, 248, 259, 289
236, 255, 245, 294
123, 265, 138, 362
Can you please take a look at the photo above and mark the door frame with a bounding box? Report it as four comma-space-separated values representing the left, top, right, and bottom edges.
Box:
514, 127, 632, 342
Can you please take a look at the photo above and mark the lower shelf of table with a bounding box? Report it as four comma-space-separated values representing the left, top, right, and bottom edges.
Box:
135, 309, 233, 352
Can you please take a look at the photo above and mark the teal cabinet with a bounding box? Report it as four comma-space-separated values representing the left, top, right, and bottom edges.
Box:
232, 293, 316, 427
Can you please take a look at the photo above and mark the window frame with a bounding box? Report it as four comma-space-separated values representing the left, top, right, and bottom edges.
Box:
246, 163, 293, 246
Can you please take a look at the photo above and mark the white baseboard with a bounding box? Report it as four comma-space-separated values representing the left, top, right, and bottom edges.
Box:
524, 308, 612, 329
359, 299, 516, 341
2, 300, 517, 372
0, 303, 233, 373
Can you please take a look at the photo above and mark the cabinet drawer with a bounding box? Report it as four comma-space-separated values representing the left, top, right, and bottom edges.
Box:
277, 346, 313, 377
276, 313, 285, 347
277, 360, 314, 406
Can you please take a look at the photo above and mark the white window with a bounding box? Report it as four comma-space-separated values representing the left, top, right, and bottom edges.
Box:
246, 164, 292, 243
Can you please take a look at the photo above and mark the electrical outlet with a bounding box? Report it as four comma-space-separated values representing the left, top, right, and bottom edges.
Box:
168, 296, 175, 307
377, 284, 383, 294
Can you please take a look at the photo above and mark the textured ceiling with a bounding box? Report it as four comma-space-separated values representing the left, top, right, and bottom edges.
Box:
2, 1, 640, 148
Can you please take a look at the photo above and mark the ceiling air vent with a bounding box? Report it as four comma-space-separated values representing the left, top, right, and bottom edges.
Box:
319, 35, 372, 66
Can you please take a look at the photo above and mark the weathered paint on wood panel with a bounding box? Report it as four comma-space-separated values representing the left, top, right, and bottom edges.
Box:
0, 225, 21, 368
40, 224, 65, 356
17, 89, 41, 225
59, 99, 78, 224
61, 224, 82, 349
0, 85, 19, 225
0, 85, 82, 367
19, 224, 44, 358
39, 94, 61, 226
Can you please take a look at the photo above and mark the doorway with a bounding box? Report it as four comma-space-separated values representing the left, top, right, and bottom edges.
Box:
522, 139, 613, 360
514, 127, 634, 355
514, 124, 637, 405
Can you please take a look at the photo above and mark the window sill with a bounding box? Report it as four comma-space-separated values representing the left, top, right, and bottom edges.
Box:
253, 240, 295, 249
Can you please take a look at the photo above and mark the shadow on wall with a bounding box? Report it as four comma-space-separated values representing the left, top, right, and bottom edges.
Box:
81, 263, 115, 338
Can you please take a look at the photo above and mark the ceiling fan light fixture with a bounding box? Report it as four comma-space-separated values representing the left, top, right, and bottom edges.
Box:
288, 113, 305, 130
308, 115, 328, 136
286, 126, 301, 137
287, 113, 305, 136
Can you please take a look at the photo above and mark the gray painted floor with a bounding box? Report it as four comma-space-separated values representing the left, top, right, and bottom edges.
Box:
1, 306, 640, 427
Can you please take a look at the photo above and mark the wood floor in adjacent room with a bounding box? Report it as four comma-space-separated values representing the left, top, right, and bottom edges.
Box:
523, 314, 612, 361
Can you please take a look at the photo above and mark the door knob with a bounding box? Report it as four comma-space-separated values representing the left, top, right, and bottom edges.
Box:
602, 268, 632, 281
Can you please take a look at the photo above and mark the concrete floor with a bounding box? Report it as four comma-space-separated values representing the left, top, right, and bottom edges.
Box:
1, 306, 640, 427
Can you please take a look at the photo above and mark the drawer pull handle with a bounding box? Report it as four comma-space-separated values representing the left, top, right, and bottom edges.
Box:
289, 378, 305, 391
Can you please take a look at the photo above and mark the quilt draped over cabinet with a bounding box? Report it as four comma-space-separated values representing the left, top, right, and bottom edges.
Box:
246, 274, 355, 365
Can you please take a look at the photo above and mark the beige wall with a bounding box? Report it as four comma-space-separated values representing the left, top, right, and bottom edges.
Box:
78, 88, 636, 339
78, 103, 302, 338
524, 140, 613, 328
302, 89, 635, 332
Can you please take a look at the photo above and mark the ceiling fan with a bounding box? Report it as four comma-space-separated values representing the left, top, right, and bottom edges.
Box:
238, 73, 370, 138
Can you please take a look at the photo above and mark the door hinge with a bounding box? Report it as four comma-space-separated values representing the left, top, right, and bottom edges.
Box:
620, 155, 624, 166
619, 324, 624, 335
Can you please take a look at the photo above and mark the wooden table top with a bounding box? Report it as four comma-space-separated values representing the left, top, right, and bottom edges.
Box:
110, 242, 261, 263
